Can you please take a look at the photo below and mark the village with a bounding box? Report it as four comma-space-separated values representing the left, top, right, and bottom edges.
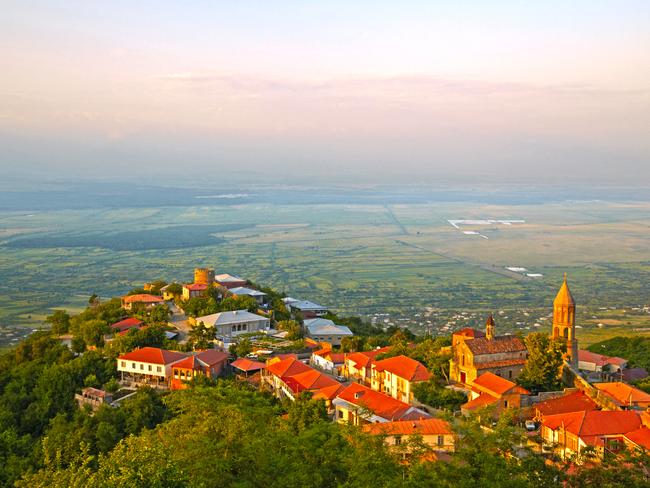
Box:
68, 267, 650, 467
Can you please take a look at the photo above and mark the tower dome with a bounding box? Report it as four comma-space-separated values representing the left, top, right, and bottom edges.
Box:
553, 273, 575, 307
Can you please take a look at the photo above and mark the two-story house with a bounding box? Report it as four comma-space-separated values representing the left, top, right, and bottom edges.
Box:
370, 355, 431, 404
117, 347, 188, 387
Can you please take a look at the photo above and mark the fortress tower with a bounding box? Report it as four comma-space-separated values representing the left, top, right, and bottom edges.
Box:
194, 267, 215, 285
552, 274, 579, 368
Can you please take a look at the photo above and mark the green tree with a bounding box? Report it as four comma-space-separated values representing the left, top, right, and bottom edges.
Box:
45, 310, 71, 335
286, 393, 329, 433
277, 320, 303, 340
517, 333, 565, 393
234, 338, 253, 357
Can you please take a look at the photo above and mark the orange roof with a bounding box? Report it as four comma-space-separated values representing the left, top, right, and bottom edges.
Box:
578, 349, 627, 367
195, 349, 230, 366
373, 355, 431, 382
184, 283, 208, 291
312, 383, 345, 401
453, 328, 485, 338
118, 347, 187, 365
265, 357, 311, 378
543, 410, 641, 439
624, 427, 650, 450
110, 317, 144, 331
336, 383, 421, 421
476, 358, 526, 369
231, 357, 266, 372
472, 372, 530, 397
535, 391, 599, 418
122, 294, 164, 304
363, 418, 452, 436
593, 382, 650, 406
462, 393, 499, 411
173, 355, 203, 371
285, 369, 339, 392
346, 347, 392, 369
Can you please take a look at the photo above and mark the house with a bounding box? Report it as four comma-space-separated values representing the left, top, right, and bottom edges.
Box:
343, 347, 392, 384
333, 383, 429, 426
194, 310, 270, 338
622, 427, 650, 452
182, 283, 209, 300
117, 347, 188, 387
370, 355, 431, 404
533, 390, 599, 422
578, 349, 627, 381
593, 382, 650, 410
121, 294, 165, 311
449, 315, 527, 385
214, 273, 247, 289
159, 284, 180, 301
75, 387, 113, 411
304, 318, 353, 346
231, 357, 266, 378
170, 349, 230, 390
461, 372, 530, 414
282, 297, 328, 318
541, 410, 642, 459
311, 347, 346, 374
263, 356, 312, 397
229, 286, 267, 306
110, 317, 144, 334
363, 418, 455, 453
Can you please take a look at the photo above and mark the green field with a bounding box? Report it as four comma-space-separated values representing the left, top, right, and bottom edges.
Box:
1, 200, 649, 348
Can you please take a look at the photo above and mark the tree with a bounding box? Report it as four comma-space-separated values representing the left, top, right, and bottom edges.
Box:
341, 336, 365, 352
412, 380, 466, 411
104, 378, 120, 393
188, 321, 214, 350
164, 282, 183, 297
234, 338, 253, 357
147, 304, 171, 325
45, 310, 71, 335
277, 320, 303, 340
286, 393, 329, 433
517, 333, 565, 393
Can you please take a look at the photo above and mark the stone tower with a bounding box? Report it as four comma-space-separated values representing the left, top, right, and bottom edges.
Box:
194, 267, 215, 286
552, 274, 578, 368
485, 313, 495, 341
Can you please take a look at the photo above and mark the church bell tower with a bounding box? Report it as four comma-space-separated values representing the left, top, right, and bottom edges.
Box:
552, 274, 578, 368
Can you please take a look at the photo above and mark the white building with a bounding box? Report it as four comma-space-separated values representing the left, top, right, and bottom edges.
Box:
117, 347, 188, 387
195, 309, 270, 338
304, 318, 353, 346
229, 286, 267, 306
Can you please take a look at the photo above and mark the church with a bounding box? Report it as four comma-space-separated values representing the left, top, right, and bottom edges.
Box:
450, 276, 576, 385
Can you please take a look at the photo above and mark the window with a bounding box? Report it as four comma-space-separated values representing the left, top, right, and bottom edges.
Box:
157, 366, 162, 372
121, 361, 125, 367
504, 400, 509, 408
394, 436, 402, 446
232, 325, 236, 332
140, 364, 144, 370
461, 355, 465, 366
132, 362, 136, 369
437, 435, 444, 446
508, 370, 513, 379
242, 324, 247, 331
148, 365, 152, 371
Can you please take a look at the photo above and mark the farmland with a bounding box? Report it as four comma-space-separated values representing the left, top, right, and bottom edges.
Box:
1, 198, 649, 348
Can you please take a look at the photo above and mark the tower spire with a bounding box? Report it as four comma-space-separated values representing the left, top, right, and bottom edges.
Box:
485, 313, 495, 341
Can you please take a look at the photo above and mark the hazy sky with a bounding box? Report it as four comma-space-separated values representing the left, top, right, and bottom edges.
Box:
2, 1, 649, 184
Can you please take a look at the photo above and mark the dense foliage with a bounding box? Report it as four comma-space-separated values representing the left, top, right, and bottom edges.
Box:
588, 336, 650, 371
516, 333, 565, 393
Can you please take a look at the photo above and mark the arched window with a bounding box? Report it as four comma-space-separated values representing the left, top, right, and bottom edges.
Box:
563, 328, 569, 339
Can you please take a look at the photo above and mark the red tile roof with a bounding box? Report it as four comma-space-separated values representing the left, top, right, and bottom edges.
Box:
195, 349, 230, 367
336, 383, 421, 421
543, 410, 641, 440
346, 347, 392, 369
454, 328, 485, 338
284, 369, 339, 393
173, 355, 203, 371
624, 427, 650, 450
118, 347, 187, 365
462, 393, 499, 411
475, 358, 527, 370
231, 357, 266, 372
579, 349, 627, 367
472, 372, 530, 397
373, 355, 431, 382
312, 383, 345, 401
363, 418, 453, 436
184, 283, 209, 291
535, 391, 599, 418
465, 336, 527, 355
265, 357, 311, 378
122, 294, 164, 304
594, 382, 650, 406
110, 317, 144, 331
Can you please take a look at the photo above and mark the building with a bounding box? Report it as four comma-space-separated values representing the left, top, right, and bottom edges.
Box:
541, 410, 642, 459
75, 387, 113, 411
159, 284, 179, 301
231, 357, 266, 378
170, 350, 230, 390
462, 372, 530, 413
551, 274, 579, 368
333, 383, 429, 425
214, 273, 247, 289
117, 347, 188, 387
110, 317, 144, 334
283, 297, 328, 318
622, 427, 650, 452
121, 294, 165, 311
449, 315, 527, 385
578, 349, 627, 381
194, 267, 215, 285
229, 286, 267, 306
593, 382, 650, 410
343, 347, 392, 384
194, 310, 270, 338
532, 390, 599, 422
363, 418, 455, 453
182, 283, 209, 300
311, 348, 346, 374
370, 355, 431, 404
304, 318, 353, 346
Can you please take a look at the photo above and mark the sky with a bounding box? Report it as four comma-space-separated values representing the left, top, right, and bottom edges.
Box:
1, 1, 649, 185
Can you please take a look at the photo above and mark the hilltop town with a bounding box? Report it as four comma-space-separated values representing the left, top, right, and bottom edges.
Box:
1, 266, 649, 487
